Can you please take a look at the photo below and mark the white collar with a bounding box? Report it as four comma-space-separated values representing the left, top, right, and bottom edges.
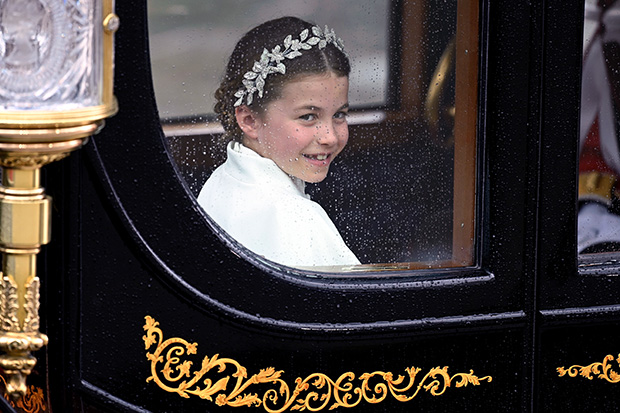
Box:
225, 141, 308, 197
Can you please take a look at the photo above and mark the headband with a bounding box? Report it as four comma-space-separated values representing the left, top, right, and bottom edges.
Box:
234, 25, 347, 107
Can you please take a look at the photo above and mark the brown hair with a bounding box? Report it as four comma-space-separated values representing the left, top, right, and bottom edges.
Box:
214, 16, 351, 141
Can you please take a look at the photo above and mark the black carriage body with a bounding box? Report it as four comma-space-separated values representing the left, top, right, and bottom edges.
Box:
20, 1, 620, 412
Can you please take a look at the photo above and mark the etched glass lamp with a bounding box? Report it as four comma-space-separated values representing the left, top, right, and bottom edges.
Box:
0, 0, 118, 399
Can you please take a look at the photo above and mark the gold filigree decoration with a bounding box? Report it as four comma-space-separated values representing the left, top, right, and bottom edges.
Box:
144, 316, 492, 411
0, 374, 47, 413
23, 277, 40, 333
0, 276, 19, 333
557, 353, 620, 383
0, 154, 70, 169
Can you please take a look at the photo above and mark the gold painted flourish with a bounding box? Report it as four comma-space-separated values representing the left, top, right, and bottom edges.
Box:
144, 316, 492, 411
0, 374, 47, 413
557, 354, 620, 383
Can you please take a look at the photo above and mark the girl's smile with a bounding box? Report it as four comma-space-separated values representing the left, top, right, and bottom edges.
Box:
240, 72, 350, 183
303, 153, 332, 165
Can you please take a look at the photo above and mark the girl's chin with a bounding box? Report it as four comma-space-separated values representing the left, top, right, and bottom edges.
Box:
295, 171, 329, 184
304, 176, 327, 184
284, 163, 331, 183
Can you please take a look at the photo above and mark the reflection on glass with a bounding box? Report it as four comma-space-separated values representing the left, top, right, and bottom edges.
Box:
1, 0, 47, 67
0, 0, 103, 110
148, 0, 478, 271
578, 0, 620, 253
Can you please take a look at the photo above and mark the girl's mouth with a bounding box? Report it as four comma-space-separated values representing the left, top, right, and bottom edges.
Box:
303, 153, 331, 164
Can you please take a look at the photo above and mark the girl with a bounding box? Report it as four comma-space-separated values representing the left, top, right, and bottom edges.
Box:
198, 16, 360, 268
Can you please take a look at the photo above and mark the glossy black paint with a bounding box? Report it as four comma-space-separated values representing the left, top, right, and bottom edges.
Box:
30, 0, 620, 412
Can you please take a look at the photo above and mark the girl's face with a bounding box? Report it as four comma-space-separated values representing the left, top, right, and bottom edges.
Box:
241, 72, 349, 183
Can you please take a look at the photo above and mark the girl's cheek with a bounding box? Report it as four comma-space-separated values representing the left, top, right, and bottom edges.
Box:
337, 125, 349, 144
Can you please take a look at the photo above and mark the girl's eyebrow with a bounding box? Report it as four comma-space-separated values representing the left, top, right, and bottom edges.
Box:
295, 103, 350, 112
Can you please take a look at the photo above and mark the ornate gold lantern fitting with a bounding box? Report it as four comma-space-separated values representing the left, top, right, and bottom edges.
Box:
0, 0, 118, 400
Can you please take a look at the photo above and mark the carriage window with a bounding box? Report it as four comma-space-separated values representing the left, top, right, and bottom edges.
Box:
148, 0, 478, 272
577, 0, 620, 255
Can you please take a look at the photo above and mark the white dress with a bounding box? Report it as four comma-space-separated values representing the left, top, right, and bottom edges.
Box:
197, 142, 360, 267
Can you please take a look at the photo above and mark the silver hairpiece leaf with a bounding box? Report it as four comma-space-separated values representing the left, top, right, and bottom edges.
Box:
233, 25, 348, 107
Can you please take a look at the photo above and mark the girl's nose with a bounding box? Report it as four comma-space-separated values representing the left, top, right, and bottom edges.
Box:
317, 124, 338, 145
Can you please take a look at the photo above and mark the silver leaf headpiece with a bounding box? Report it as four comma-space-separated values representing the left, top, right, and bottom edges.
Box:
233, 25, 348, 107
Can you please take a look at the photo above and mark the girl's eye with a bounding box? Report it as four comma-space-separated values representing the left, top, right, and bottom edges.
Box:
299, 113, 317, 121
334, 111, 348, 121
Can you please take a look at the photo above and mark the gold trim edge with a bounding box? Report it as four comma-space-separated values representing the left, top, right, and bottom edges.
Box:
557, 354, 620, 383
0, 125, 99, 145
0, 100, 118, 129
143, 316, 493, 411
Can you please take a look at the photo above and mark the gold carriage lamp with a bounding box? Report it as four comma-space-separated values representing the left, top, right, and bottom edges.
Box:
0, 0, 118, 400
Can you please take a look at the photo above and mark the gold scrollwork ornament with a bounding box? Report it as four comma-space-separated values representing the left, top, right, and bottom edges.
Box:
557, 353, 620, 383
0, 374, 46, 413
143, 316, 492, 411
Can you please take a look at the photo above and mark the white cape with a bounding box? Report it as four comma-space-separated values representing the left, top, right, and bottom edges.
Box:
198, 142, 360, 267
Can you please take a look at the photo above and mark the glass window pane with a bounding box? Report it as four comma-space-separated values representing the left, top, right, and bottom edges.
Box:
148, 0, 478, 272
578, 0, 620, 255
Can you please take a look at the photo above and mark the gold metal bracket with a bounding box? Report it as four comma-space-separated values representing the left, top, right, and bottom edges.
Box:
0, 125, 101, 399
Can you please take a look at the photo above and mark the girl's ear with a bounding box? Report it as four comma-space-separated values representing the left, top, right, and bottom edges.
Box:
235, 105, 260, 140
